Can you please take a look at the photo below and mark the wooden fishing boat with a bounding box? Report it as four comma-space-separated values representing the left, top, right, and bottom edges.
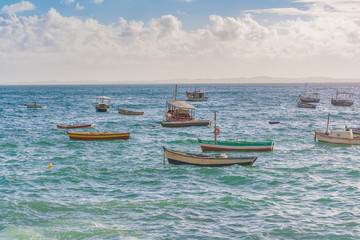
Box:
118, 108, 144, 115
331, 91, 354, 106
299, 91, 320, 103
57, 123, 95, 129
67, 132, 130, 141
161, 85, 211, 127
297, 100, 316, 108
299, 83, 320, 103
163, 147, 257, 167
186, 90, 208, 101
198, 112, 274, 151
314, 113, 360, 144
95, 88, 111, 112
269, 120, 280, 124
25, 102, 46, 109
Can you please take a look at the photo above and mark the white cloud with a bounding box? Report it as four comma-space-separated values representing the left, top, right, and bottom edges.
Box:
1, 7, 360, 83
1, 1, 35, 14
64, 0, 75, 5
76, 3, 84, 10
93, 0, 104, 5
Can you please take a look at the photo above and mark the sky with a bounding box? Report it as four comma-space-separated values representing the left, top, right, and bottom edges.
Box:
1, 0, 360, 84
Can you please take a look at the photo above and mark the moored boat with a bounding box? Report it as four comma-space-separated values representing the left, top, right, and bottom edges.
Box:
57, 123, 95, 129
297, 100, 316, 108
163, 147, 257, 167
269, 120, 280, 124
314, 113, 360, 144
118, 108, 144, 115
331, 91, 354, 106
95, 88, 111, 112
67, 131, 130, 141
160, 85, 211, 127
186, 90, 208, 101
198, 112, 274, 151
25, 101, 46, 109
299, 83, 320, 103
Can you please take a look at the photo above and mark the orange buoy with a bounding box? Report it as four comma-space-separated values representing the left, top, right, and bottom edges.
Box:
48, 163, 53, 168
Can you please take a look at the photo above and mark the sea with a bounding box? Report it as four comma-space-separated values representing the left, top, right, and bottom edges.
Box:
0, 83, 359, 240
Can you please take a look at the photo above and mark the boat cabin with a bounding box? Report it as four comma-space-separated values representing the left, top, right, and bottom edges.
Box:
165, 101, 195, 122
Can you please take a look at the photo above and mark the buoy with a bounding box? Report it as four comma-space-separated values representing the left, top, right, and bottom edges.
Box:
48, 163, 53, 168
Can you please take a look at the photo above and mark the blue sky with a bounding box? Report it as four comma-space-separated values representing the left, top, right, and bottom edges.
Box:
1, 0, 360, 84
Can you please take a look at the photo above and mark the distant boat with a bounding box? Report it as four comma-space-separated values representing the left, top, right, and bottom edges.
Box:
57, 123, 95, 129
67, 132, 130, 141
331, 91, 354, 106
186, 90, 208, 101
297, 100, 316, 108
198, 112, 274, 151
314, 113, 360, 144
95, 88, 111, 112
118, 108, 144, 115
269, 120, 280, 124
25, 101, 46, 109
161, 85, 211, 127
299, 83, 320, 102
163, 147, 257, 167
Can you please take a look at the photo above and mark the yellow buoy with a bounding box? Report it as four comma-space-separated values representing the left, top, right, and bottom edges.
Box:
48, 163, 53, 168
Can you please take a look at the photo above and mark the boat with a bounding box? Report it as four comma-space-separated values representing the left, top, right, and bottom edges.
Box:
95, 88, 111, 112
269, 120, 280, 124
297, 100, 316, 108
331, 91, 354, 106
67, 132, 130, 141
57, 123, 95, 129
160, 85, 211, 127
314, 113, 360, 144
346, 126, 360, 136
186, 90, 208, 101
299, 83, 320, 102
25, 102, 46, 109
118, 108, 144, 115
163, 147, 257, 167
198, 112, 274, 151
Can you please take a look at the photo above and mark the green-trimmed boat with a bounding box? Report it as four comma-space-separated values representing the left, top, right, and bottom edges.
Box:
198, 112, 274, 152
197, 138, 274, 152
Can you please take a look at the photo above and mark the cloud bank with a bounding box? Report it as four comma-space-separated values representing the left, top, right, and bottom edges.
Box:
1, 1, 360, 83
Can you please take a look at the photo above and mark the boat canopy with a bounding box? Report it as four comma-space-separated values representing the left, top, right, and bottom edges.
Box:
302, 91, 319, 95
96, 96, 111, 100
166, 101, 195, 110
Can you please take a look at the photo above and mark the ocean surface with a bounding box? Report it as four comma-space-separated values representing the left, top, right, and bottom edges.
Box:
0, 83, 359, 239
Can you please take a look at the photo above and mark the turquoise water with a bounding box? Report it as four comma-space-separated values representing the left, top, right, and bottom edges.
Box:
0, 83, 359, 239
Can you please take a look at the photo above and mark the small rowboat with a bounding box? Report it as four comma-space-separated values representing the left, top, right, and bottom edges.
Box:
57, 123, 95, 129
25, 104, 46, 109
198, 139, 274, 152
67, 132, 130, 141
161, 120, 211, 127
269, 120, 280, 124
118, 108, 144, 115
163, 147, 257, 167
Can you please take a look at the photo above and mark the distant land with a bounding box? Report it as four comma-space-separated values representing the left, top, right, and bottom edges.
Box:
2, 76, 360, 85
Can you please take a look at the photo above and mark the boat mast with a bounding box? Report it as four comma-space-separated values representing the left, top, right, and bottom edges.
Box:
326, 113, 330, 135
214, 112, 217, 141
173, 84, 177, 101
102, 87, 104, 103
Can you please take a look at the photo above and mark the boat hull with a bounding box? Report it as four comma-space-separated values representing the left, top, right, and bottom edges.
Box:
315, 132, 360, 144
25, 105, 46, 109
96, 108, 109, 112
331, 100, 353, 106
118, 108, 144, 115
164, 148, 257, 167
57, 123, 95, 129
67, 132, 130, 141
198, 139, 274, 152
161, 120, 211, 127
299, 97, 320, 103
297, 100, 316, 108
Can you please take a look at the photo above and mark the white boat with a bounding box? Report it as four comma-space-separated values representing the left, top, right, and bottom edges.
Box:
297, 100, 316, 108
314, 114, 360, 144
299, 83, 320, 103
186, 90, 208, 101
